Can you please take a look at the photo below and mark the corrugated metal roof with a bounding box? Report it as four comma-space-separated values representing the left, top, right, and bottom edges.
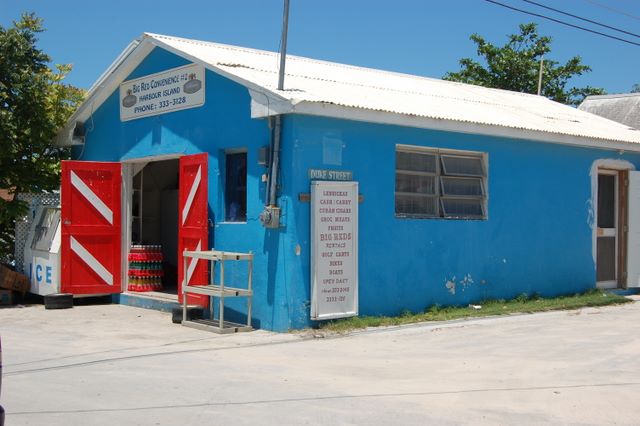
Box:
146, 33, 640, 147
59, 33, 640, 149
579, 93, 640, 130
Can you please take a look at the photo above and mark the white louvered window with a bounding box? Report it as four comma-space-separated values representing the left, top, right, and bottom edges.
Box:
395, 146, 487, 219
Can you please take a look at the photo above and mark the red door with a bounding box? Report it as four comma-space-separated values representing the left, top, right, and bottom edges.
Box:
178, 153, 209, 305
61, 161, 122, 295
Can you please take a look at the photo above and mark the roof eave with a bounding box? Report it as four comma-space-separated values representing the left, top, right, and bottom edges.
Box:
55, 36, 150, 146
56, 34, 289, 146
272, 101, 640, 153
56, 33, 640, 153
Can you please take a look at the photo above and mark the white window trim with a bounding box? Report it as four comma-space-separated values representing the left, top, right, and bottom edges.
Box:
395, 145, 488, 220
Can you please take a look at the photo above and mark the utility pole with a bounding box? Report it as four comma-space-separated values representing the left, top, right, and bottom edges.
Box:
270, 0, 290, 204
537, 55, 544, 96
261, 0, 290, 228
277, 0, 290, 90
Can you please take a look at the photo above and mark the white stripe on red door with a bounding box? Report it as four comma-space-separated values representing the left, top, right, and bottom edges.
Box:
70, 236, 114, 286
181, 166, 202, 226
70, 171, 114, 224
185, 240, 202, 286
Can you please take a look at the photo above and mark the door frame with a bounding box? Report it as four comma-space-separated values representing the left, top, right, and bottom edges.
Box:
596, 169, 620, 288
121, 154, 183, 295
593, 161, 633, 289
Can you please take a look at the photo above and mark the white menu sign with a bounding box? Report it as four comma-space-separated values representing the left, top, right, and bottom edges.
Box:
311, 181, 358, 320
119, 64, 205, 121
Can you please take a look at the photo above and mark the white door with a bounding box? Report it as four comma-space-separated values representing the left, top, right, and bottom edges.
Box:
627, 171, 640, 288
596, 171, 618, 288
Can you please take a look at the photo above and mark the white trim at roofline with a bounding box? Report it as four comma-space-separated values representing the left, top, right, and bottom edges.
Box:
57, 34, 640, 153
583, 93, 640, 101
56, 38, 151, 146
256, 100, 640, 153
56, 34, 289, 147
149, 37, 290, 105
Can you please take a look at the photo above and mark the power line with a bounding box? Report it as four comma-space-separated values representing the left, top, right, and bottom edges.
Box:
522, 0, 640, 39
483, 0, 640, 47
583, 0, 640, 22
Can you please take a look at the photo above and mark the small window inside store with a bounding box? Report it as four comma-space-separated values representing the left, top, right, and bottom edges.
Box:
395, 146, 487, 219
225, 151, 247, 222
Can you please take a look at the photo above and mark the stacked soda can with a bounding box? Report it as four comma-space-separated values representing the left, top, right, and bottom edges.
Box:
127, 245, 164, 292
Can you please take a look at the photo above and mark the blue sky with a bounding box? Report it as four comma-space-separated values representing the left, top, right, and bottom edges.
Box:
2, 0, 639, 95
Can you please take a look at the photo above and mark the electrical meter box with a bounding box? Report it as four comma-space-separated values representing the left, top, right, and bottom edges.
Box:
23, 205, 62, 295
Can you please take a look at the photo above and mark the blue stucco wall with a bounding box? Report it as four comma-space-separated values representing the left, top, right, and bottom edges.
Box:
76, 46, 640, 331
278, 114, 640, 327
76, 47, 297, 331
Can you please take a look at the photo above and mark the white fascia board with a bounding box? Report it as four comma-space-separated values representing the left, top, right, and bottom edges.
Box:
147, 37, 289, 106
87, 38, 144, 95
55, 121, 80, 147
284, 101, 640, 153
249, 89, 294, 117
56, 35, 289, 146
56, 38, 154, 146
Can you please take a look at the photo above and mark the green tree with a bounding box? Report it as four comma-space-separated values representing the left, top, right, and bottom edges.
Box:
632, 84, 640, 93
0, 13, 84, 262
443, 23, 605, 106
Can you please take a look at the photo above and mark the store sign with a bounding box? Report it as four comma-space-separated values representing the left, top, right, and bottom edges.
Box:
119, 64, 205, 121
308, 169, 353, 181
310, 181, 358, 320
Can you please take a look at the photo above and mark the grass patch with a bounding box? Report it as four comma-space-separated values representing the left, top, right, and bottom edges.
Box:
319, 290, 631, 333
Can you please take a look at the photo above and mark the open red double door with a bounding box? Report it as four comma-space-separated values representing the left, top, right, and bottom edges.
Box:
60, 153, 208, 305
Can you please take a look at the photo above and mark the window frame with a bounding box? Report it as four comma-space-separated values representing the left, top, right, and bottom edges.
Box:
395, 145, 488, 220
223, 148, 248, 223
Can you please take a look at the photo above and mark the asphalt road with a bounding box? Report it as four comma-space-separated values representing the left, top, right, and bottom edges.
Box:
1, 298, 640, 425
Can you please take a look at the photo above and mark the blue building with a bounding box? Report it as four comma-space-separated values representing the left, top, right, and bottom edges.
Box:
56, 33, 640, 331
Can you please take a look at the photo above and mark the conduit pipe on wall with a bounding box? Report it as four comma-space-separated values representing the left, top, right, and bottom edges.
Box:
268, 115, 282, 207
260, 0, 289, 228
